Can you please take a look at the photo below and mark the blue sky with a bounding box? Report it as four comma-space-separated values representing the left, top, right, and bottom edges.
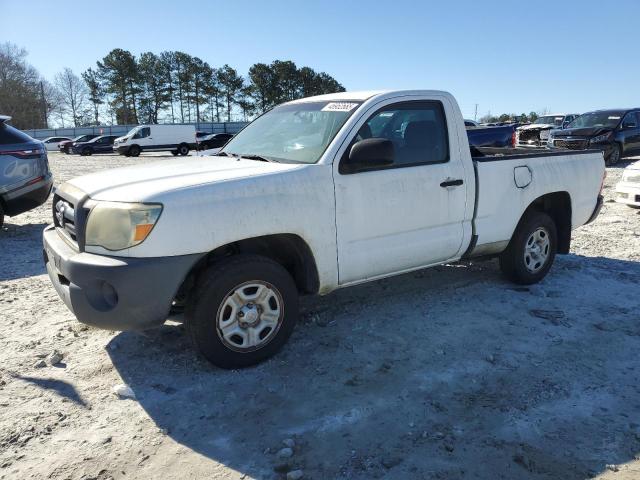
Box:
1, 0, 638, 119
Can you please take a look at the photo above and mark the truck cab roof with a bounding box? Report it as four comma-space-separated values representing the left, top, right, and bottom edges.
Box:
287, 90, 454, 104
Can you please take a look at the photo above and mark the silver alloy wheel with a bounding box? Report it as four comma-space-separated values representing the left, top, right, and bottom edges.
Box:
524, 227, 550, 273
216, 281, 284, 352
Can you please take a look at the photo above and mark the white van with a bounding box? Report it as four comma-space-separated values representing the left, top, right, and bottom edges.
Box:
113, 124, 197, 157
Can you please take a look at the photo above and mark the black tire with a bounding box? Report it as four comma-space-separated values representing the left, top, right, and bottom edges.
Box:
82, 148, 92, 156
178, 144, 190, 156
171, 150, 179, 156
128, 145, 141, 157
606, 144, 621, 166
185, 255, 299, 369
499, 211, 557, 285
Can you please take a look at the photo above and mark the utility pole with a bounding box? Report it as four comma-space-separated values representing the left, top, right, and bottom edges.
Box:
474, 104, 478, 122
40, 81, 48, 128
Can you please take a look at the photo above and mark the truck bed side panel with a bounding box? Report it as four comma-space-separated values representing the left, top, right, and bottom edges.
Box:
472, 151, 604, 253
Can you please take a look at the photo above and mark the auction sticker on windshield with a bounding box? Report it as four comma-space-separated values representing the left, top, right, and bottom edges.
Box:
321, 102, 359, 112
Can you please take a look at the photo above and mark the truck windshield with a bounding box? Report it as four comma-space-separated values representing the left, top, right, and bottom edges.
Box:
534, 116, 563, 126
568, 112, 623, 129
220, 101, 362, 164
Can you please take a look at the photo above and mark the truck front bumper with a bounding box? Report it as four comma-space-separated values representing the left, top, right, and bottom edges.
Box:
615, 184, 640, 207
43, 225, 203, 331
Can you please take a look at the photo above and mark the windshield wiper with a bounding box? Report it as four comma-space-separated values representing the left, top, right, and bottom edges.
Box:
239, 154, 276, 163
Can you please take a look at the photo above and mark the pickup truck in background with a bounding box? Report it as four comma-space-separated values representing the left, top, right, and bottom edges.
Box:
43, 90, 605, 368
516, 113, 579, 148
549, 108, 640, 165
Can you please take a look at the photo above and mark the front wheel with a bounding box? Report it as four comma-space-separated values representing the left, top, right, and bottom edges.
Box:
185, 255, 299, 369
606, 144, 621, 166
499, 211, 557, 285
178, 144, 190, 156
128, 145, 141, 157
82, 148, 92, 156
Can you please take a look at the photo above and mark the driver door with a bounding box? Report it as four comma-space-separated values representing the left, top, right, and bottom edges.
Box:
333, 98, 468, 285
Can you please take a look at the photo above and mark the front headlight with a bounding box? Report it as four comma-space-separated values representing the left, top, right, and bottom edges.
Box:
85, 201, 162, 251
590, 133, 612, 144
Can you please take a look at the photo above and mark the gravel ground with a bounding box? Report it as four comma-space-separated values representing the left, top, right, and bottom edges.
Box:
1, 151, 640, 480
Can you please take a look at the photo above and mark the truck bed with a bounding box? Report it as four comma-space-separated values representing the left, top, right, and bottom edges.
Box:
468, 146, 605, 257
470, 146, 603, 160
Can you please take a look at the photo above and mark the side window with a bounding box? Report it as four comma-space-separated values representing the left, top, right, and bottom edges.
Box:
622, 112, 638, 128
133, 127, 150, 139
341, 101, 449, 173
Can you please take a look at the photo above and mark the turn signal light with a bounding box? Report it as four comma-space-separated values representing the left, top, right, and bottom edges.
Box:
134, 223, 154, 242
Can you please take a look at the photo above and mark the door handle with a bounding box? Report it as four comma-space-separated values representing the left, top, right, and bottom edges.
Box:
440, 178, 464, 187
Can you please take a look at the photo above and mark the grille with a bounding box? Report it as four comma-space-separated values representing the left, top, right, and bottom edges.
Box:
53, 194, 78, 244
553, 139, 588, 150
518, 129, 541, 144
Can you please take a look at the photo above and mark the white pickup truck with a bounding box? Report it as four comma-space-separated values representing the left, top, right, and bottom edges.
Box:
43, 90, 605, 368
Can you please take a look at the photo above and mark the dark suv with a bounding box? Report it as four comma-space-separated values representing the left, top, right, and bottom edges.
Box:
0, 116, 53, 228
59, 134, 99, 154
71, 135, 119, 155
549, 109, 640, 165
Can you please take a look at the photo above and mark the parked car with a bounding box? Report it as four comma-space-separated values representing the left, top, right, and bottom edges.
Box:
466, 124, 516, 148
197, 133, 234, 151
464, 119, 479, 127
615, 161, 640, 208
0, 116, 53, 228
41, 136, 72, 151
59, 135, 99, 154
549, 109, 640, 165
71, 135, 119, 156
43, 90, 605, 368
515, 114, 579, 148
113, 124, 197, 157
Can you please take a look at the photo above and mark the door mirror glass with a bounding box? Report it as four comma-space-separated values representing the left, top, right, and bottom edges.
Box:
342, 138, 394, 174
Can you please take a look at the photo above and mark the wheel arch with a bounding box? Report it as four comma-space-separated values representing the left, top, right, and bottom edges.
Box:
519, 191, 572, 254
177, 233, 320, 302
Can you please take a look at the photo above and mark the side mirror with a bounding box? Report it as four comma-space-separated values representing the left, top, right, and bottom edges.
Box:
341, 138, 394, 174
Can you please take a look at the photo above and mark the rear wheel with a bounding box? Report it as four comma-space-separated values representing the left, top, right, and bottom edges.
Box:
178, 144, 190, 156
186, 255, 299, 369
607, 144, 621, 165
128, 145, 141, 157
499, 211, 557, 285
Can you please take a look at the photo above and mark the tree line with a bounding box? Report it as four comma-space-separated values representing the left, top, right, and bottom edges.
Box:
479, 111, 540, 124
0, 42, 345, 129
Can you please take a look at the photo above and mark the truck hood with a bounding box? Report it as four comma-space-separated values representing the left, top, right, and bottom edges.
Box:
554, 127, 612, 138
625, 160, 640, 171
518, 124, 555, 131
66, 156, 304, 201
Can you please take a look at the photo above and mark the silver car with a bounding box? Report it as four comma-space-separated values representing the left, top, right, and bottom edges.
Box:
0, 116, 53, 228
